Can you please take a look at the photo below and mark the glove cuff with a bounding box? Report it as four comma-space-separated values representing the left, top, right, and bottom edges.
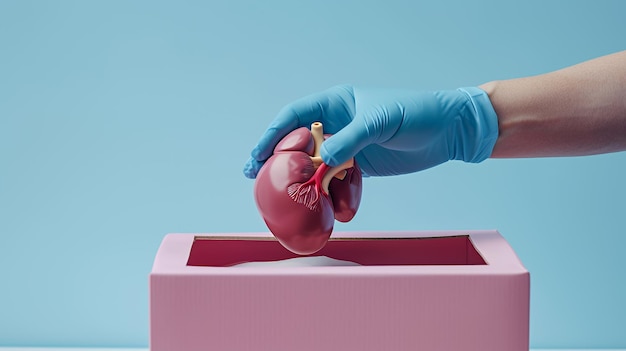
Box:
457, 87, 499, 163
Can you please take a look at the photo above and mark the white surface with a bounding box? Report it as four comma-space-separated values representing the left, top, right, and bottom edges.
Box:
232, 255, 361, 267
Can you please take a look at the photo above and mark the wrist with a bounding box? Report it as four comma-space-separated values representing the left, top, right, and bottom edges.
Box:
455, 87, 499, 163
477, 80, 498, 96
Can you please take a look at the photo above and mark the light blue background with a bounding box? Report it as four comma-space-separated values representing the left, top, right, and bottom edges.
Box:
1, 0, 625, 348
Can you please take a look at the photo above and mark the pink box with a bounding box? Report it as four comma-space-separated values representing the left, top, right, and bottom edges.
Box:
150, 231, 529, 351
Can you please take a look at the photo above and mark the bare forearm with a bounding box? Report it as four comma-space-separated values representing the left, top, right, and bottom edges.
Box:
480, 51, 626, 158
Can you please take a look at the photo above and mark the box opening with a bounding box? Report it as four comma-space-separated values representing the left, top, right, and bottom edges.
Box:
187, 235, 486, 267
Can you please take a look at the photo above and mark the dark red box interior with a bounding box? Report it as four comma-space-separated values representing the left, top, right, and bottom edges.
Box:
187, 235, 486, 267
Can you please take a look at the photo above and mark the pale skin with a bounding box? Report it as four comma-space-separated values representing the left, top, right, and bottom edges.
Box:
480, 50, 626, 158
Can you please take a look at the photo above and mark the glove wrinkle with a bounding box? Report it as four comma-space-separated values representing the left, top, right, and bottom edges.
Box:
245, 85, 499, 179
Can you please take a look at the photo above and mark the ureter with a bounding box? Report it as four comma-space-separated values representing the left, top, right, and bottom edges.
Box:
309, 122, 348, 180
311, 122, 324, 157
321, 159, 354, 193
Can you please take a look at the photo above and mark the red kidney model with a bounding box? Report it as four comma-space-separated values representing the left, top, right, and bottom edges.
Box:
254, 122, 362, 255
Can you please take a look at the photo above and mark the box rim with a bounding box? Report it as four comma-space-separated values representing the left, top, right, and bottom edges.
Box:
150, 230, 528, 276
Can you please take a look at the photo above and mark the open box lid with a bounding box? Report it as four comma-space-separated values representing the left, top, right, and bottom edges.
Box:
187, 234, 486, 267
152, 230, 528, 275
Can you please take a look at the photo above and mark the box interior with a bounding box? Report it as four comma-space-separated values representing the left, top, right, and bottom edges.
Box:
187, 235, 486, 267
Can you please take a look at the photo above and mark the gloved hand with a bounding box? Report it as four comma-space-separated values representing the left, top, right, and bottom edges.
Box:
244, 85, 499, 178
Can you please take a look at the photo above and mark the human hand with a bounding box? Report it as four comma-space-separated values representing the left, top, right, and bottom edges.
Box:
243, 85, 499, 178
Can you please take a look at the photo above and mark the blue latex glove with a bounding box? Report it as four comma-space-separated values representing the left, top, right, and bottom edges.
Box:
244, 85, 499, 178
